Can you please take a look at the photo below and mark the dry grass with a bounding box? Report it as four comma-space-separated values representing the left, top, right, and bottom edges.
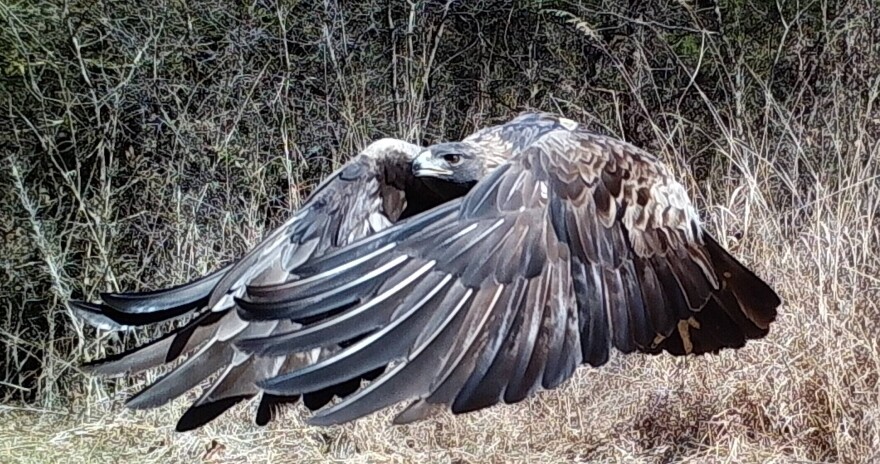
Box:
2, 0, 879, 463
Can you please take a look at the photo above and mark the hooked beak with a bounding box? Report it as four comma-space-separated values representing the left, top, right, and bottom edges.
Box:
412, 150, 454, 178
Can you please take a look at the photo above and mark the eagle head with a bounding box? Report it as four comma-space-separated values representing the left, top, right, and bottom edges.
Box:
412, 142, 486, 187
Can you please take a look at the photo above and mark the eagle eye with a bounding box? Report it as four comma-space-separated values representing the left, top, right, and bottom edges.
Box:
443, 154, 462, 165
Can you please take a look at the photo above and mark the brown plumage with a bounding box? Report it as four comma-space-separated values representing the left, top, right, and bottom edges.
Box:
235, 112, 781, 426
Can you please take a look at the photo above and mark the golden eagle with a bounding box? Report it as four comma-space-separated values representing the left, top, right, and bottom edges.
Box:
70, 113, 573, 431
233, 112, 781, 426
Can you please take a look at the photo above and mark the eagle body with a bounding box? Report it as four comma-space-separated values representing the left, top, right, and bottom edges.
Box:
72, 112, 781, 430
236, 114, 781, 426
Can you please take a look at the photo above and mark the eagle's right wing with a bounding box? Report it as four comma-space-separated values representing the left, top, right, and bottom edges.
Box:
69, 139, 432, 431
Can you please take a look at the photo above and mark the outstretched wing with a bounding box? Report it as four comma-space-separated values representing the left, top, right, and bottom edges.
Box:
70, 139, 433, 431
235, 125, 781, 426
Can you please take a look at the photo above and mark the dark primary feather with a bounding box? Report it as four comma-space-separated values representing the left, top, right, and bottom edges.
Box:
237, 115, 781, 427
69, 265, 231, 331
69, 139, 446, 431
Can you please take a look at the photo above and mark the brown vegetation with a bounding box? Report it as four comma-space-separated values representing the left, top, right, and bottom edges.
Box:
2, 0, 879, 462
